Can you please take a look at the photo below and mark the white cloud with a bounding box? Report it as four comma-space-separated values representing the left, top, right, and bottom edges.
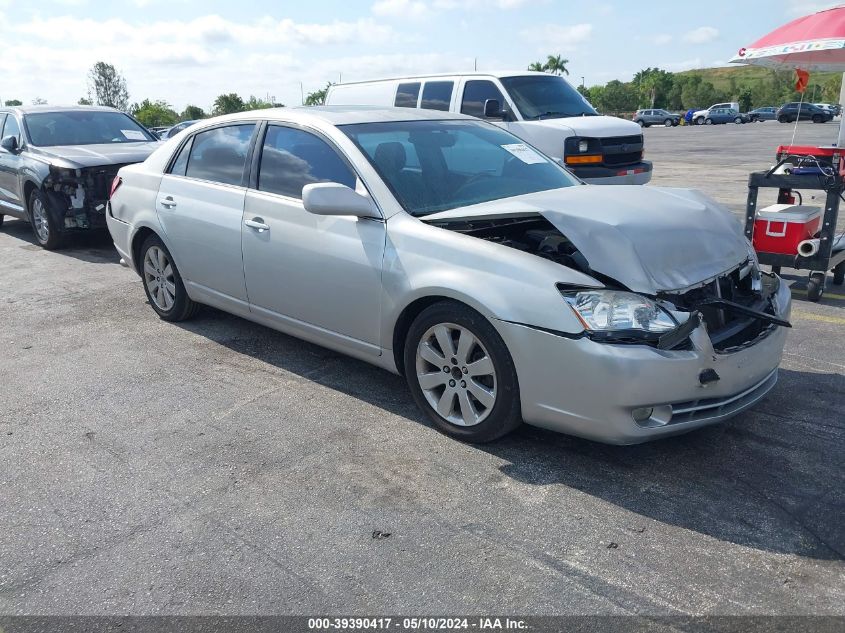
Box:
522, 23, 593, 52
683, 26, 719, 44
372, 0, 430, 18
652, 34, 672, 45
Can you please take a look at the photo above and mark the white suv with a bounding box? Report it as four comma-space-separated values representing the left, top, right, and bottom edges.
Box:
693, 102, 741, 125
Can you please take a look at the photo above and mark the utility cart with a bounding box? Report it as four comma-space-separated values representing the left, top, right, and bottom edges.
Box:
744, 156, 845, 301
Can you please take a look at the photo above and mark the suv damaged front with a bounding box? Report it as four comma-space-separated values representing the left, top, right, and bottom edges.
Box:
42, 161, 131, 231
422, 185, 791, 444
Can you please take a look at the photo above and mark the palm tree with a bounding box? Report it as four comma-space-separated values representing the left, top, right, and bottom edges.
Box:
528, 61, 546, 72
545, 55, 570, 76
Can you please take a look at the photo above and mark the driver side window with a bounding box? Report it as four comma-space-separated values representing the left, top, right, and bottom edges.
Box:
2, 115, 21, 144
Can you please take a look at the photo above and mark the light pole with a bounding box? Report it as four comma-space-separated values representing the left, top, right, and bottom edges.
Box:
581, 76, 585, 88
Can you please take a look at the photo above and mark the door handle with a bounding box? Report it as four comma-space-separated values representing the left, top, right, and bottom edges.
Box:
160, 196, 177, 209
244, 217, 270, 232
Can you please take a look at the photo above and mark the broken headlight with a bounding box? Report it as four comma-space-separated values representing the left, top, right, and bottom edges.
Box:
561, 289, 676, 333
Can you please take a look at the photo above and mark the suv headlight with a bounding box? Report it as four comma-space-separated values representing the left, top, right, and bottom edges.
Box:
561, 289, 676, 333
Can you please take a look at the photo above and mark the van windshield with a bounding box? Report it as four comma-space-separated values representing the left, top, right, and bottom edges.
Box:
341, 119, 578, 217
500, 75, 597, 120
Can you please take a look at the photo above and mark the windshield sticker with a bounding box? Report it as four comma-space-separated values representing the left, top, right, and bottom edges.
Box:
121, 130, 147, 141
502, 143, 545, 164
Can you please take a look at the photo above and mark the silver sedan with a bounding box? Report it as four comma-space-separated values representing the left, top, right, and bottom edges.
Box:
106, 107, 791, 444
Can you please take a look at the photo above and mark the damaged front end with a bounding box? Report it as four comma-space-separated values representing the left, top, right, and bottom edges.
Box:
45, 164, 125, 231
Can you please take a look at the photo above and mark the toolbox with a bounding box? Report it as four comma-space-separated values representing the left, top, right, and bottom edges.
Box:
752, 204, 822, 255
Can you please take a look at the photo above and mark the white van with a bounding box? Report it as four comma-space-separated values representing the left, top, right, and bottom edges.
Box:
325, 71, 652, 185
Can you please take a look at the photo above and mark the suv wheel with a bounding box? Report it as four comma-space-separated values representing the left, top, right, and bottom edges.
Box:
704, 118, 713, 125
29, 189, 63, 250
812, 114, 823, 123
140, 234, 200, 322
695, 116, 705, 125
664, 118, 673, 127
637, 119, 645, 127
404, 301, 521, 443
778, 115, 788, 123
734, 117, 742, 124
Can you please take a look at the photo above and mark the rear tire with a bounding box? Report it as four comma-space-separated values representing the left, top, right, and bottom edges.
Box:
704, 118, 713, 125
404, 301, 521, 443
812, 114, 823, 123
695, 116, 705, 125
778, 115, 788, 123
28, 189, 63, 250
139, 234, 200, 322
664, 119, 673, 127
734, 117, 742, 124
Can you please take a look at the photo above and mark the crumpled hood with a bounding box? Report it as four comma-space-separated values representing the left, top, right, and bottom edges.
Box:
423, 185, 749, 293
30, 142, 161, 169
524, 115, 643, 138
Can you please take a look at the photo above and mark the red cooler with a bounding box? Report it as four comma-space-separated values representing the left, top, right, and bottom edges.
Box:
753, 204, 822, 255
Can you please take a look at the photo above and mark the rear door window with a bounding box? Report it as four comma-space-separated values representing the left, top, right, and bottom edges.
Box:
420, 81, 454, 111
394, 83, 421, 108
185, 124, 255, 186
460, 80, 506, 118
258, 125, 356, 199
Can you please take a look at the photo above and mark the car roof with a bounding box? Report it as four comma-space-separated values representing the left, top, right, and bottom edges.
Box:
0, 104, 121, 115
331, 70, 553, 87
209, 105, 476, 126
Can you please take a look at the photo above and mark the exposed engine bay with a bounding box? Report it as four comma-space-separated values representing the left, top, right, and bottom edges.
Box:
429, 214, 788, 352
45, 165, 124, 230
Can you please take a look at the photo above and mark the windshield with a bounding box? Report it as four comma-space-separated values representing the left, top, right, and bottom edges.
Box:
341, 119, 578, 217
24, 111, 156, 146
500, 75, 597, 120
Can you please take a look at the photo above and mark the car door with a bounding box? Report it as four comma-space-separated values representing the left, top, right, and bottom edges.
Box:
155, 122, 257, 308
241, 123, 386, 355
0, 113, 26, 216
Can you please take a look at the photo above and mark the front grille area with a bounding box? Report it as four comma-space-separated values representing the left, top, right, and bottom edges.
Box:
669, 370, 778, 425
600, 135, 643, 167
660, 266, 779, 353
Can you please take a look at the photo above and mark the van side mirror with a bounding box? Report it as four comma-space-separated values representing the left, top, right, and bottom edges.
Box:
302, 183, 381, 219
484, 99, 503, 119
1, 135, 19, 153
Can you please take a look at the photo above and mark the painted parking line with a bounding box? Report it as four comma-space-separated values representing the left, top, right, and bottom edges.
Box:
792, 310, 845, 325
790, 287, 845, 301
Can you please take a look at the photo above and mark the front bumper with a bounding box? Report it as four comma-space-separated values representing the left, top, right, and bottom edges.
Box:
495, 278, 791, 444
573, 160, 653, 185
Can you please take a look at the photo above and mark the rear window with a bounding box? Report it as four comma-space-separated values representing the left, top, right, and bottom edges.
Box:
394, 83, 421, 108
420, 81, 453, 111
185, 124, 255, 186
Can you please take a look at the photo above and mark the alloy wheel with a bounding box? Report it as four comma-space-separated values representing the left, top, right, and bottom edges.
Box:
143, 246, 176, 311
415, 322, 497, 427
32, 198, 49, 243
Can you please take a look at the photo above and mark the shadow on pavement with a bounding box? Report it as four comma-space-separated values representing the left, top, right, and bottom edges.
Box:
0, 217, 120, 265
174, 306, 845, 561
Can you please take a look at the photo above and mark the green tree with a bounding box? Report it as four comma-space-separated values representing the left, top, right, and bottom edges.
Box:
88, 61, 130, 111
130, 99, 179, 127
244, 95, 283, 110
596, 80, 638, 113
738, 86, 753, 113
4, 99, 22, 106
212, 93, 245, 115
527, 61, 546, 72
182, 105, 206, 120
78, 97, 93, 106
632, 68, 674, 108
304, 82, 333, 106
823, 74, 842, 103
544, 54, 569, 76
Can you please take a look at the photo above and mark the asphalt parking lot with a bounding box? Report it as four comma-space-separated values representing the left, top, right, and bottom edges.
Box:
0, 121, 843, 616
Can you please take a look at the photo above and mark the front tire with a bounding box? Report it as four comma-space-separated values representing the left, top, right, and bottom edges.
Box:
29, 190, 64, 250
812, 114, 823, 123
778, 115, 788, 123
695, 116, 705, 125
734, 117, 742, 124
664, 119, 673, 127
404, 301, 521, 443
139, 234, 199, 322
704, 118, 713, 125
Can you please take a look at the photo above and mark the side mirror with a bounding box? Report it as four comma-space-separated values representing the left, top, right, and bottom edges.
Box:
1, 135, 18, 153
484, 99, 504, 119
302, 183, 380, 219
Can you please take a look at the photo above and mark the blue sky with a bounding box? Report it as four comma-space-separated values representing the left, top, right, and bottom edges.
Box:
0, 0, 838, 111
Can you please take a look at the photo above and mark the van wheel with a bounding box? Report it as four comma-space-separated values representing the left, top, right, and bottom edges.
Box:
29, 189, 63, 250
404, 301, 521, 443
140, 234, 200, 322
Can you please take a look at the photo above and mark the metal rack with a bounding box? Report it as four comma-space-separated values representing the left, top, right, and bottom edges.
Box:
744, 170, 845, 301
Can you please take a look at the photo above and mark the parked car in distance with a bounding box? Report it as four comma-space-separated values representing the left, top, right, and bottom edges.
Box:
325, 71, 652, 185
149, 126, 170, 138
693, 102, 740, 125
748, 107, 777, 122
776, 102, 833, 123
161, 119, 201, 140
107, 106, 791, 445
633, 109, 680, 127
0, 105, 160, 249
701, 108, 749, 125
813, 103, 839, 117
